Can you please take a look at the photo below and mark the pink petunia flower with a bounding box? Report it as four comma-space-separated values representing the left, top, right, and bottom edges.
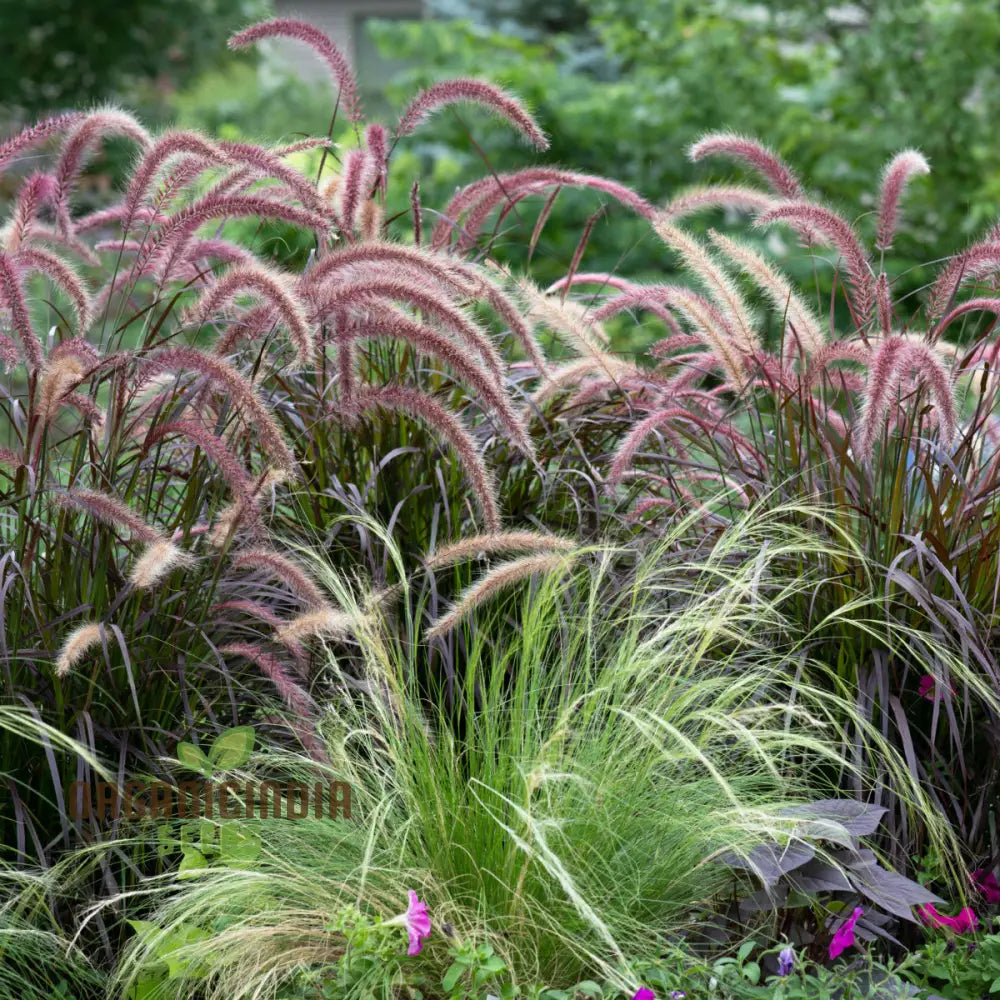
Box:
972, 869, 1000, 904
918, 675, 957, 701
631, 990, 655, 1000
400, 890, 431, 956
829, 906, 863, 959
916, 903, 978, 934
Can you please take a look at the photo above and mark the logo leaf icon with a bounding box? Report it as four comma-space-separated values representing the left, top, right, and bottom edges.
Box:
176, 742, 213, 778
209, 725, 255, 771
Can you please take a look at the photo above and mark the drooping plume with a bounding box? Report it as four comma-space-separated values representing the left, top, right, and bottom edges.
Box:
876, 150, 929, 251
688, 132, 803, 198
396, 79, 549, 150
228, 18, 362, 124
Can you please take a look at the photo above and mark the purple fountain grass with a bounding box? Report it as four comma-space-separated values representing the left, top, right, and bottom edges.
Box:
927, 239, 1000, 322
355, 384, 502, 531
309, 275, 505, 380
137, 346, 295, 471
653, 217, 758, 355
431, 167, 655, 249
803, 341, 872, 391
58, 487, 163, 545
183, 262, 316, 367
218, 140, 328, 218
221, 641, 316, 718
876, 150, 930, 251
425, 530, 575, 568
933, 296, 1000, 341
688, 132, 803, 198
607, 408, 709, 487
395, 78, 549, 150
664, 183, 779, 220
228, 18, 362, 125
339, 303, 533, 454
707, 229, 825, 358
130, 539, 196, 590
757, 201, 876, 321
230, 548, 328, 610
54, 622, 104, 677
336, 148, 377, 235
364, 123, 388, 194
0, 111, 83, 173
858, 336, 958, 459
876, 273, 893, 336
5, 172, 58, 252
0, 334, 18, 370
0, 252, 43, 370
53, 109, 151, 232
142, 420, 253, 499
15, 247, 91, 332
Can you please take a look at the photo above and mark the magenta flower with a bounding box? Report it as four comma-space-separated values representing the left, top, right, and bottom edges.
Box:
399, 890, 431, 956
631, 990, 655, 1000
918, 675, 957, 701
828, 906, 863, 959
972, 869, 1000, 904
916, 904, 978, 934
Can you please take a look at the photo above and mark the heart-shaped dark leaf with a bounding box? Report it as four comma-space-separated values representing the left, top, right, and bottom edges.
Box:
719, 841, 815, 886
780, 799, 887, 838
855, 863, 944, 922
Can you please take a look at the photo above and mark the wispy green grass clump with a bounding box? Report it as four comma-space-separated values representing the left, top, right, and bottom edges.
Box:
107, 503, 968, 1000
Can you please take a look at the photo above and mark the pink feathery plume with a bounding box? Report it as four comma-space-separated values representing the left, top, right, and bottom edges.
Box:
74, 205, 159, 234
137, 346, 295, 471
229, 18, 362, 124
432, 168, 654, 249
858, 337, 957, 459
591, 288, 685, 337
876, 150, 929, 251
395, 78, 548, 150
0, 334, 18, 369
607, 409, 697, 486
876, 272, 892, 336
336, 148, 377, 234
474, 272, 550, 374
356, 384, 501, 531
53, 109, 151, 232
221, 642, 316, 718
688, 132, 803, 198
546, 272, 636, 294
143, 193, 329, 284
218, 140, 327, 217
230, 548, 327, 609
186, 239, 256, 268
15, 247, 91, 331
121, 131, 225, 230
310, 276, 504, 379
757, 202, 875, 320
0, 252, 41, 370
928, 240, 1000, 322
50, 337, 99, 369
20, 224, 100, 266
212, 599, 286, 629
6, 172, 58, 252
364, 124, 388, 194
804, 341, 871, 391
410, 180, 422, 245
0, 112, 83, 172
143, 420, 252, 498
664, 184, 778, 220
58, 487, 162, 544
211, 303, 280, 358
345, 304, 533, 454
933, 297, 1000, 341
184, 263, 315, 367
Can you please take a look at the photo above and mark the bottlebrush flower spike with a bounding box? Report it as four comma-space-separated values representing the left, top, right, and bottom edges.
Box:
876, 273, 892, 335
688, 132, 803, 198
0, 112, 83, 173
229, 18, 362, 124
707, 229, 824, 357
396, 78, 548, 150
143, 420, 252, 499
364, 123, 388, 194
275, 607, 355, 644
0, 252, 42, 370
221, 642, 316, 718
0, 335, 18, 370
336, 148, 377, 234
654, 218, 758, 355
54, 622, 104, 677
5, 172, 58, 252
15, 247, 91, 331
928, 239, 1000, 322
664, 184, 778, 220
876, 150, 929, 251
130, 540, 195, 590
426, 552, 572, 639
58, 488, 163, 544
858, 337, 957, 460
432, 168, 654, 249
231, 548, 327, 609
53, 108, 151, 231
425, 531, 575, 568
607, 408, 702, 486
137, 347, 295, 472
757, 201, 875, 320
183, 263, 316, 367
218, 140, 328, 217
356, 384, 502, 532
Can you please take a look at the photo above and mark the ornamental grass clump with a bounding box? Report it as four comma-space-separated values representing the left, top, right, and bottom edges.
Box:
0, 15, 555, 863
